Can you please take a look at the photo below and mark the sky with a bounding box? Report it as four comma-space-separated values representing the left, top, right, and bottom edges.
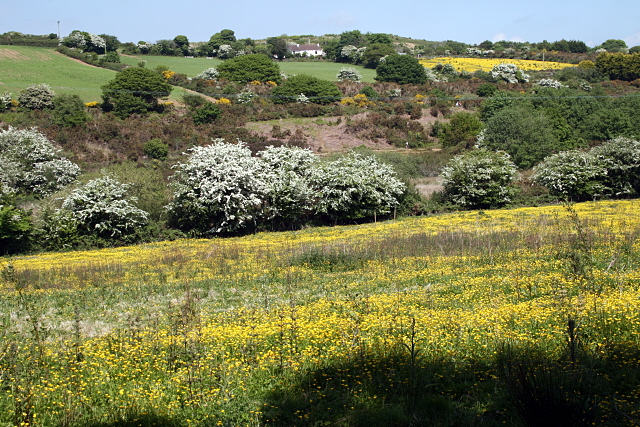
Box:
3, 0, 640, 48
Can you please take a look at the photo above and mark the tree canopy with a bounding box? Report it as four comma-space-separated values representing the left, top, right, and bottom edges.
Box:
216, 54, 282, 84
375, 54, 427, 84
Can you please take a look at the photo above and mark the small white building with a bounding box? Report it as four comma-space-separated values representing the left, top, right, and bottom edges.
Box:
288, 43, 324, 57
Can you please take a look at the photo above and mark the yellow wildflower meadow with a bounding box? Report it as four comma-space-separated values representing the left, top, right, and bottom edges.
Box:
420, 57, 575, 73
1, 200, 640, 426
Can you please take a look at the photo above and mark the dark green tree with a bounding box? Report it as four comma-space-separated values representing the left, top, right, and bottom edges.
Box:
598, 39, 628, 52
375, 54, 427, 84
173, 35, 190, 55
191, 102, 222, 125
366, 33, 393, 45
272, 74, 341, 104
438, 112, 484, 148
267, 37, 288, 60
101, 67, 172, 118
216, 54, 282, 84
361, 43, 396, 69
98, 34, 120, 52
482, 105, 561, 169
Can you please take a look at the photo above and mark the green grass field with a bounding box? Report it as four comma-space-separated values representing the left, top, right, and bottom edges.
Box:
0, 45, 117, 102
121, 53, 377, 82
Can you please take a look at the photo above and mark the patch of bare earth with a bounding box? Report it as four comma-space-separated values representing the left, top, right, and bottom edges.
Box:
245, 108, 455, 154
0, 48, 30, 60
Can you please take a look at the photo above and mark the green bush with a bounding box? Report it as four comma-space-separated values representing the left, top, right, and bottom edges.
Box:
216, 54, 282, 85
101, 67, 172, 118
0, 192, 32, 255
191, 102, 222, 125
595, 52, 640, 81
52, 94, 90, 127
272, 74, 342, 105
481, 105, 562, 169
375, 54, 428, 85
143, 138, 169, 161
437, 112, 483, 148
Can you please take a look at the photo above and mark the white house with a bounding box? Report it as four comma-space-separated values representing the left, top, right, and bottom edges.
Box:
288, 44, 324, 57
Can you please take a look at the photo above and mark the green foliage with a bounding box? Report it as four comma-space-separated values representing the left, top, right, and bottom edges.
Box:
440, 148, 517, 209
272, 74, 342, 105
476, 83, 497, 98
479, 91, 516, 121
0, 192, 32, 255
375, 54, 427, 85
359, 86, 379, 99
18, 83, 55, 110
216, 54, 282, 84
143, 138, 169, 161
101, 67, 172, 118
595, 52, 640, 81
267, 37, 289, 60
437, 112, 483, 148
361, 43, 396, 69
590, 137, 640, 196
51, 94, 90, 127
191, 102, 222, 125
181, 92, 207, 108
101, 51, 120, 64
598, 39, 628, 52
481, 105, 562, 169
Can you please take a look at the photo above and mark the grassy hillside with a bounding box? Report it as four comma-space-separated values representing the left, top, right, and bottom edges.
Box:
2, 200, 640, 426
0, 45, 116, 102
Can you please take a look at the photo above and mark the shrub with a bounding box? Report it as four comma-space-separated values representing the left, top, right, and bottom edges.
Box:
216, 54, 282, 85
359, 86, 379, 99
595, 52, 640, 81
532, 150, 607, 201
307, 151, 406, 221
60, 175, 149, 240
0, 126, 80, 197
195, 67, 219, 80
437, 112, 483, 148
0, 92, 12, 112
440, 149, 517, 209
476, 83, 497, 97
168, 140, 268, 235
375, 54, 428, 85
18, 84, 55, 109
272, 74, 342, 105
143, 138, 169, 160
481, 105, 561, 169
191, 102, 222, 125
490, 63, 530, 83
336, 67, 362, 82
0, 190, 32, 255
101, 67, 172, 118
52, 94, 90, 127
590, 136, 640, 196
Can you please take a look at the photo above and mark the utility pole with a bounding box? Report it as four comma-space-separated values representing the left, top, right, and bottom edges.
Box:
57, 21, 60, 39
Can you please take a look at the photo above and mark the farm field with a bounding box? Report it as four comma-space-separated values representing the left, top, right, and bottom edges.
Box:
0, 46, 116, 102
2, 200, 640, 426
120, 54, 377, 82
420, 56, 576, 72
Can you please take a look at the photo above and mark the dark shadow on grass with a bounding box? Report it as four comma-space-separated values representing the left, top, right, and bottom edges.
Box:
259, 353, 513, 427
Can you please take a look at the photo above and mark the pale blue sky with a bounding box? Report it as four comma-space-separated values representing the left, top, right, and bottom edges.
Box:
3, 0, 640, 48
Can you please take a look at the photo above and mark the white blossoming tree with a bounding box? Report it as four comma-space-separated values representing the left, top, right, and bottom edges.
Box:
0, 126, 80, 197
308, 152, 406, 222
60, 175, 149, 239
195, 67, 219, 80
168, 140, 268, 235
336, 67, 362, 82
490, 63, 530, 84
257, 145, 318, 228
441, 149, 517, 208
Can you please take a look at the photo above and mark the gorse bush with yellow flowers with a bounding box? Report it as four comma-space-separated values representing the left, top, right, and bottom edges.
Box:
2, 200, 640, 426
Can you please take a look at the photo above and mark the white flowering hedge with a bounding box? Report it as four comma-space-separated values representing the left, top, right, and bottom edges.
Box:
535, 79, 565, 89
336, 67, 362, 82
195, 67, 219, 80
533, 137, 640, 200
60, 175, 149, 239
490, 63, 530, 83
0, 127, 80, 197
441, 149, 517, 208
169, 140, 406, 234
18, 84, 55, 110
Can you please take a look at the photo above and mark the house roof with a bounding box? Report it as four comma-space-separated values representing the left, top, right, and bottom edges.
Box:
288, 44, 323, 52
